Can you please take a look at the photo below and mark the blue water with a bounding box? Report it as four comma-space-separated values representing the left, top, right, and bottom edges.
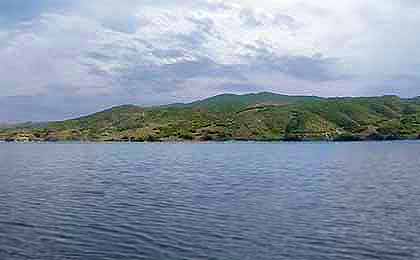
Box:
1, 142, 420, 260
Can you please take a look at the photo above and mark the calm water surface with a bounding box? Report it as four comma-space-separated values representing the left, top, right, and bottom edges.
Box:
1, 142, 420, 260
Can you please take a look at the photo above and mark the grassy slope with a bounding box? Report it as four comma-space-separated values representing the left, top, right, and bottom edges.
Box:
2, 93, 420, 141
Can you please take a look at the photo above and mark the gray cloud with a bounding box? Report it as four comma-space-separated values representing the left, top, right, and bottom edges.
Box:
240, 42, 341, 82
1, 0, 420, 122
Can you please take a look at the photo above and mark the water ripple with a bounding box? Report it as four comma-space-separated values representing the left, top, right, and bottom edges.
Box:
1, 142, 420, 259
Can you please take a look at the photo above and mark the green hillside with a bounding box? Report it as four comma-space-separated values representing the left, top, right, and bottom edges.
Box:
2, 92, 420, 142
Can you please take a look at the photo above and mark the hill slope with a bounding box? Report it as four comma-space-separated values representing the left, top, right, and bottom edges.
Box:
2, 92, 420, 142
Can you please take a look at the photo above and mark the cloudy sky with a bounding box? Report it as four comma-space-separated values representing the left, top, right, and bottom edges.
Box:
1, 0, 420, 122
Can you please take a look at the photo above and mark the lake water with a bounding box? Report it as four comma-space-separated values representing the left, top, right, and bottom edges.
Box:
1, 142, 420, 260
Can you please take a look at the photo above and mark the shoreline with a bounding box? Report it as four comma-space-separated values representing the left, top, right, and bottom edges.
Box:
1, 138, 419, 144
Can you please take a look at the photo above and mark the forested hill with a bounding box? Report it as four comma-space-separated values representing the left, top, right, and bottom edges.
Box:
2, 92, 420, 142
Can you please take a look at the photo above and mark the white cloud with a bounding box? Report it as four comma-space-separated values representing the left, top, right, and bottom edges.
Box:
1, 0, 420, 121
0, 14, 114, 96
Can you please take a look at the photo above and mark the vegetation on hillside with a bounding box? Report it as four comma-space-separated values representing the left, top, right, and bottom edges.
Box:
2, 93, 420, 142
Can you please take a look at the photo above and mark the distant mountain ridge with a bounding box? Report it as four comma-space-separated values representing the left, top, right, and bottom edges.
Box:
2, 92, 420, 142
